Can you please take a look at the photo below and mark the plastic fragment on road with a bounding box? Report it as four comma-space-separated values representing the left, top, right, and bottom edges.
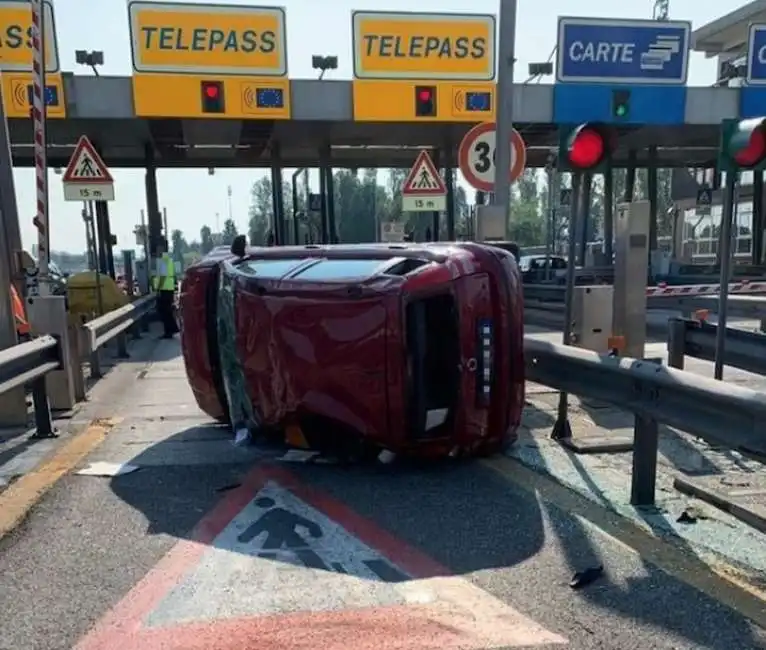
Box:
233, 428, 252, 447
76, 461, 139, 477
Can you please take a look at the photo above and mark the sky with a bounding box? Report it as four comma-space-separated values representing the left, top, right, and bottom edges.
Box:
10, 0, 746, 253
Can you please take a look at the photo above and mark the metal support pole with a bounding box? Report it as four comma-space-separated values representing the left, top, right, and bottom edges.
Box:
625, 153, 637, 201
752, 171, 764, 265
551, 172, 581, 440
144, 144, 162, 264
31, 0, 50, 295
492, 0, 517, 238
603, 167, 614, 262
97, 200, 115, 278
444, 145, 455, 240
324, 158, 337, 243
291, 168, 303, 246
0, 81, 23, 297
578, 173, 592, 265
648, 147, 658, 252
431, 149, 441, 240
544, 162, 555, 281
319, 165, 329, 244
714, 171, 737, 380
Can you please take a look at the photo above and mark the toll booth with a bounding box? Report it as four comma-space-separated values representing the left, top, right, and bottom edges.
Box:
571, 286, 613, 352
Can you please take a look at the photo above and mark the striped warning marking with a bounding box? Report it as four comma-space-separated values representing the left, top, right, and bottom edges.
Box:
75, 467, 567, 650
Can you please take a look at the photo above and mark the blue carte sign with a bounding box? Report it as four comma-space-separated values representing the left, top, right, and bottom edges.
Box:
557, 17, 691, 84
747, 25, 766, 84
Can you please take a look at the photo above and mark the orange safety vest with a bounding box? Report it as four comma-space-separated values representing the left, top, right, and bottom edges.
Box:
11, 285, 30, 335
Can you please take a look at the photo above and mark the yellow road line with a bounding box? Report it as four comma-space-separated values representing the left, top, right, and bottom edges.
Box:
481, 455, 766, 629
0, 417, 121, 541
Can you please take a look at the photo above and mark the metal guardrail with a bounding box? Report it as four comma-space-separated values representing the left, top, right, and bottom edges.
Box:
667, 318, 766, 376
81, 294, 156, 379
524, 337, 766, 507
0, 336, 62, 437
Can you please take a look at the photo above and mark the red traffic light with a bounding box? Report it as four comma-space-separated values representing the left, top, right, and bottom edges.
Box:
204, 84, 220, 99
200, 80, 225, 113
733, 127, 766, 167
569, 127, 605, 169
414, 85, 436, 117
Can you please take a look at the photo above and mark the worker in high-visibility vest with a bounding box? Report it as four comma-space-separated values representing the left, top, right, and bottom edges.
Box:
153, 239, 178, 339
11, 284, 30, 340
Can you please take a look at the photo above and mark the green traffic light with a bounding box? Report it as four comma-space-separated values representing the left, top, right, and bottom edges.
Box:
615, 104, 627, 117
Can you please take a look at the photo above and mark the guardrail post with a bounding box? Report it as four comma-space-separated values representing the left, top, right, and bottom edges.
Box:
68, 322, 86, 402
116, 332, 129, 358
667, 318, 686, 370
630, 412, 659, 506
629, 357, 662, 507
90, 347, 102, 379
29, 376, 56, 439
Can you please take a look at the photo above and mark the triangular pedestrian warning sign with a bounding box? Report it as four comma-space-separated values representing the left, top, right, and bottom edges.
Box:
402, 150, 446, 195
62, 136, 113, 183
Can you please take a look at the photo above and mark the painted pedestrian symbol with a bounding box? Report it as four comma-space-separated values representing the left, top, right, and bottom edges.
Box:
236, 491, 410, 581
238, 496, 330, 570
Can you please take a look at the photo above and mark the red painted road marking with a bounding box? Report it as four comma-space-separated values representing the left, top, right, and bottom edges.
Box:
75, 466, 566, 650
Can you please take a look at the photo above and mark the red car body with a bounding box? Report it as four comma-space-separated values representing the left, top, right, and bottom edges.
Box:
179, 243, 524, 458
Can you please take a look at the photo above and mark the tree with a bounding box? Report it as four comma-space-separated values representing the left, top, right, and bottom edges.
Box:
248, 177, 273, 245
200, 225, 214, 254
170, 229, 187, 262
221, 218, 239, 245
508, 169, 545, 246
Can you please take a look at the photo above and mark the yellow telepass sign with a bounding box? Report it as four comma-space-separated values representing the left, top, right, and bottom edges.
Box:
0, 0, 59, 72
352, 11, 495, 80
128, 1, 287, 76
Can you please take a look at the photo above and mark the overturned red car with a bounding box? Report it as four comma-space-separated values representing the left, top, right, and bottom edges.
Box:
179, 242, 525, 459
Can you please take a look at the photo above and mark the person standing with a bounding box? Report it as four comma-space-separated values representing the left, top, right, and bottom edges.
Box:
153, 239, 178, 339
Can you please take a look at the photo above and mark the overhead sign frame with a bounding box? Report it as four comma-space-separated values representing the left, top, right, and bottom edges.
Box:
351, 10, 495, 80
747, 24, 766, 85
127, 1, 288, 76
556, 16, 691, 85
62, 136, 115, 202
0, 0, 60, 72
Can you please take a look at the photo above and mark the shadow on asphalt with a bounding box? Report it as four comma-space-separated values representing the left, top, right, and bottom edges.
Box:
109, 428, 764, 649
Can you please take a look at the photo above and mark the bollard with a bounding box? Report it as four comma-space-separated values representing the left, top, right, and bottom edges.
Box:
666, 318, 687, 370
29, 376, 56, 439
629, 357, 662, 507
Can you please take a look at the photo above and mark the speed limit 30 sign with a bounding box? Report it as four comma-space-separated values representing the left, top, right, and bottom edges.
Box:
458, 122, 527, 192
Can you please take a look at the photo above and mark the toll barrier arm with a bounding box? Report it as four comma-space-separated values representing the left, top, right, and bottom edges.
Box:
81, 294, 156, 379
667, 318, 766, 375
0, 335, 62, 437
524, 285, 766, 318
524, 337, 766, 506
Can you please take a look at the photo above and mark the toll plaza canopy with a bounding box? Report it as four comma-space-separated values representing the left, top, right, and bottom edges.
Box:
691, 0, 766, 56
2, 2, 764, 169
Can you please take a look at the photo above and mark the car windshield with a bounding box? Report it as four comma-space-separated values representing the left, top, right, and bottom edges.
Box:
291, 258, 389, 280
238, 259, 308, 278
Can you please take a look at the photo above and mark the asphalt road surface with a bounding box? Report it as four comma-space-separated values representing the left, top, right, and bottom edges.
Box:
0, 339, 765, 650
